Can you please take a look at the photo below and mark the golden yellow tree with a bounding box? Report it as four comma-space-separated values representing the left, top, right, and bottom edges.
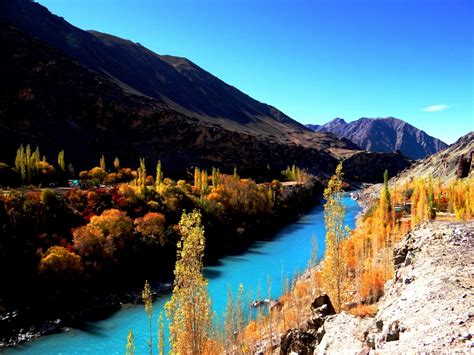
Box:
125, 330, 135, 355
165, 210, 213, 354
321, 162, 347, 311
142, 280, 153, 355
157, 311, 165, 355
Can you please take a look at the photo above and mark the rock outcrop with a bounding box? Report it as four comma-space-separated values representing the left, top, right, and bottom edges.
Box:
364, 221, 474, 352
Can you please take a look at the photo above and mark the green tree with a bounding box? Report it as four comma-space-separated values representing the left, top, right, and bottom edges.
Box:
321, 162, 347, 311
142, 280, 153, 355
165, 210, 213, 354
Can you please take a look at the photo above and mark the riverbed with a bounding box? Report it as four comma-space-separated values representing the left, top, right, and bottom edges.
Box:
8, 195, 361, 354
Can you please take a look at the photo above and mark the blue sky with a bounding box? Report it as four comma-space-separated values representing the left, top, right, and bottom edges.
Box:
38, 0, 473, 144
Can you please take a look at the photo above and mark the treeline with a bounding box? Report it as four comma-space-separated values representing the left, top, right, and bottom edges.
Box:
234, 168, 474, 352
0, 144, 72, 187
0, 152, 319, 345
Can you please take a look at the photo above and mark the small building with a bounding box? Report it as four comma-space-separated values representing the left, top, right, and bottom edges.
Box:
68, 179, 79, 188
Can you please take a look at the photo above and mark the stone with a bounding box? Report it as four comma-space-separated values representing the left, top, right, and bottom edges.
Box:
385, 321, 400, 342
280, 329, 316, 355
311, 294, 336, 317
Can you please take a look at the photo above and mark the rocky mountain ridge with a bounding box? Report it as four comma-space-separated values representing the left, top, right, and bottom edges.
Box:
0, 17, 411, 180
307, 117, 448, 160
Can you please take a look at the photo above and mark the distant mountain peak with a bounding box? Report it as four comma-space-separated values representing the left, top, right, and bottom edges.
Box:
306, 117, 448, 159
328, 117, 347, 124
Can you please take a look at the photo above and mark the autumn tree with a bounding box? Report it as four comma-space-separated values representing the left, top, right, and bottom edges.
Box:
100, 154, 106, 171
38, 246, 83, 277
165, 209, 213, 354
58, 150, 66, 172
137, 158, 147, 197
321, 162, 347, 311
155, 160, 163, 190
73, 209, 133, 265
381, 169, 391, 214
157, 311, 165, 355
142, 280, 153, 354
194, 167, 201, 191
134, 212, 167, 245
126, 330, 135, 355
114, 157, 120, 171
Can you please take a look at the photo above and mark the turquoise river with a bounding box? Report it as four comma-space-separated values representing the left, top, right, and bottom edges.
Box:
9, 195, 361, 354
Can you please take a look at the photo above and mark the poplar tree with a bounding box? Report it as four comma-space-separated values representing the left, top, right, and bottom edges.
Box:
126, 330, 135, 355
137, 158, 147, 197
142, 280, 153, 355
25, 144, 32, 181
194, 167, 201, 191
157, 311, 165, 355
321, 162, 347, 311
382, 169, 391, 212
201, 170, 208, 193
211, 167, 220, 189
100, 154, 106, 171
58, 150, 66, 172
114, 157, 120, 171
165, 210, 212, 354
155, 160, 163, 190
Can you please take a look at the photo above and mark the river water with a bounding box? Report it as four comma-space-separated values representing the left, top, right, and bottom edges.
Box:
9, 195, 361, 354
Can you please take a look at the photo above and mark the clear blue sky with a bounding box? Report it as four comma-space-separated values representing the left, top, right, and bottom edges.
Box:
38, 0, 473, 144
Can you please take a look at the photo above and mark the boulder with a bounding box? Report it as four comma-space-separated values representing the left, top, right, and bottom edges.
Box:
280, 329, 317, 355
311, 294, 336, 317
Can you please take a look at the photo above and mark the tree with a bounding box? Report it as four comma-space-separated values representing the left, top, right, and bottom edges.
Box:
165, 210, 213, 354
321, 162, 347, 311
134, 212, 166, 245
126, 330, 135, 355
194, 167, 201, 191
137, 158, 147, 197
142, 280, 153, 355
58, 150, 66, 172
113, 157, 120, 171
100, 154, 106, 171
38, 246, 83, 277
156, 160, 163, 190
73, 209, 133, 264
382, 169, 391, 212
157, 311, 165, 355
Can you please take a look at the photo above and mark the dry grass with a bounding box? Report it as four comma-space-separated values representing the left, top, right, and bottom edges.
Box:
347, 304, 378, 318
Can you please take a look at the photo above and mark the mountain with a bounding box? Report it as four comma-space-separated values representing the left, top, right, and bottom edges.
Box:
391, 131, 474, 184
0, 0, 312, 142
305, 124, 322, 131
306, 117, 448, 160
0, 0, 411, 182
